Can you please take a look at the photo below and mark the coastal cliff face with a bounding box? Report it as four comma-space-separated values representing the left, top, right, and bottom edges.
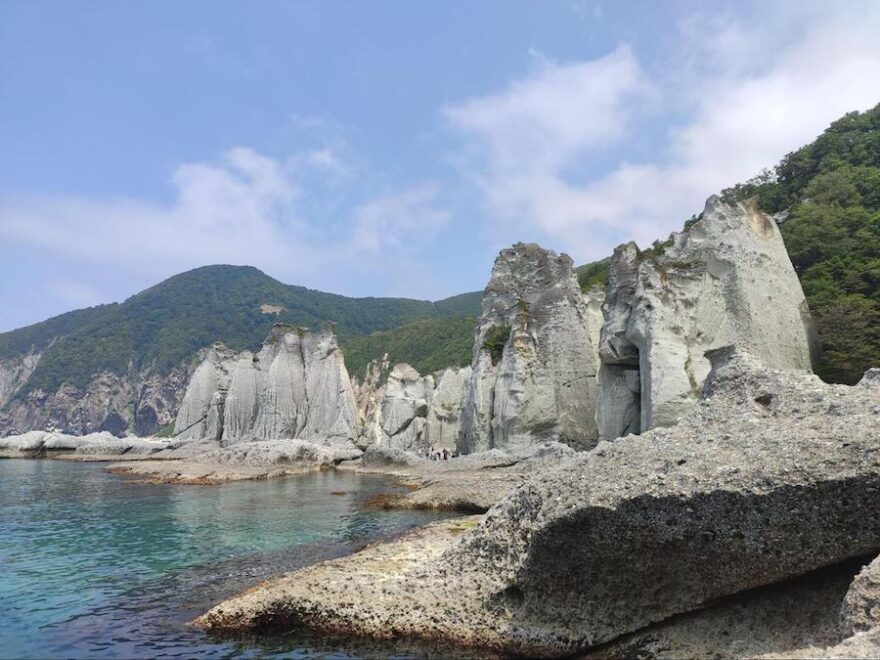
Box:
0, 197, 816, 451
354, 361, 471, 451
597, 196, 817, 440
459, 243, 602, 455
173, 324, 360, 445
0, 360, 193, 438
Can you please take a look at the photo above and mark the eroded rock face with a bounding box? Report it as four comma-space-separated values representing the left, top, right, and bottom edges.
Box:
351, 357, 388, 450
0, 353, 41, 408
439, 353, 880, 652
597, 197, 817, 439
459, 243, 602, 455
173, 344, 237, 440
0, 360, 194, 438
371, 364, 434, 452
354, 362, 472, 452
841, 554, 880, 636
425, 366, 471, 449
172, 324, 359, 445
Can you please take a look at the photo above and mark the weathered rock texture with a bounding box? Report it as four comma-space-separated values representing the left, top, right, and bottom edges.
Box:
197, 354, 880, 656
0, 359, 194, 438
0, 430, 169, 459
841, 554, 880, 636
459, 243, 602, 455
371, 364, 434, 451
354, 362, 471, 452
583, 559, 866, 660
173, 324, 359, 445
425, 366, 471, 449
598, 196, 817, 440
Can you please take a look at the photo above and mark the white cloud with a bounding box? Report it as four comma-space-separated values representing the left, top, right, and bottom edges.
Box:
0, 146, 449, 297
444, 46, 649, 177
351, 184, 449, 254
445, 5, 880, 261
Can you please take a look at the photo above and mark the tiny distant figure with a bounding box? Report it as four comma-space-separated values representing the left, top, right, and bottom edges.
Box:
442, 448, 449, 460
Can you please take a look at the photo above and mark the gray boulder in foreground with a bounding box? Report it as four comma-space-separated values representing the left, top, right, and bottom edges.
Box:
841, 554, 880, 636
442, 351, 880, 652
198, 352, 880, 656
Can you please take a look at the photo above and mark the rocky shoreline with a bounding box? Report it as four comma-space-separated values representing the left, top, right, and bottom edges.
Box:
193, 355, 880, 658
2, 197, 879, 658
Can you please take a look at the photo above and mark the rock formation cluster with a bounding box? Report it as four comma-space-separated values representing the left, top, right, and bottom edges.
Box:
597, 195, 817, 440
173, 324, 359, 446
197, 353, 880, 657
355, 361, 471, 452
449, 196, 818, 455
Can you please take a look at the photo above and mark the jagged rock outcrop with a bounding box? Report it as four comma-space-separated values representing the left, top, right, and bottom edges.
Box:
0, 361, 194, 438
199, 354, 880, 656
841, 554, 880, 636
425, 366, 471, 449
365, 364, 434, 451
172, 324, 359, 445
355, 361, 472, 452
597, 196, 817, 440
459, 243, 602, 455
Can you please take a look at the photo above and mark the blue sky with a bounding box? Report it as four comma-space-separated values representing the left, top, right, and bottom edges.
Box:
2, 1, 879, 331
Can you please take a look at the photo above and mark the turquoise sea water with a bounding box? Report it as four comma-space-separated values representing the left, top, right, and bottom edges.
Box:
0, 460, 452, 659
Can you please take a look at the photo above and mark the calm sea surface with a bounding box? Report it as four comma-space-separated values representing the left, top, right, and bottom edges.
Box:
0, 460, 454, 659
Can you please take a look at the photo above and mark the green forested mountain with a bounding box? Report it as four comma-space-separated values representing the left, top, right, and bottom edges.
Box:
722, 103, 880, 384
0, 265, 481, 397
341, 315, 477, 379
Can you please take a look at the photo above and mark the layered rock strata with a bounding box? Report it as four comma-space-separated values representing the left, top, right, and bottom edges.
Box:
459, 243, 602, 455
173, 324, 359, 445
198, 354, 880, 656
597, 196, 817, 439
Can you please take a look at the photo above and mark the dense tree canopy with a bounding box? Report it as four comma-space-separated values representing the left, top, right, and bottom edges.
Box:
341, 315, 476, 379
722, 104, 880, 383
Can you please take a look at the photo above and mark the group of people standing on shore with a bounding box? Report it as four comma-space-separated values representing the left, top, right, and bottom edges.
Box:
425, 445, 456, 461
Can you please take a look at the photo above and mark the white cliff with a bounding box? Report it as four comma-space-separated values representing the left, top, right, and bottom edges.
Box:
425, 366, 471, 450
597, 196, 817, 439
173, 344, 236, 441
459, 243, 602, 455
373, 364, 434, 452
173, 324, 360, 445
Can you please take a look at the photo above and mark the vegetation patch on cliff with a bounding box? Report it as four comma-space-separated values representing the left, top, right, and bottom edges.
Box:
722, 103, 880, 383
342, 315, 476, 378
